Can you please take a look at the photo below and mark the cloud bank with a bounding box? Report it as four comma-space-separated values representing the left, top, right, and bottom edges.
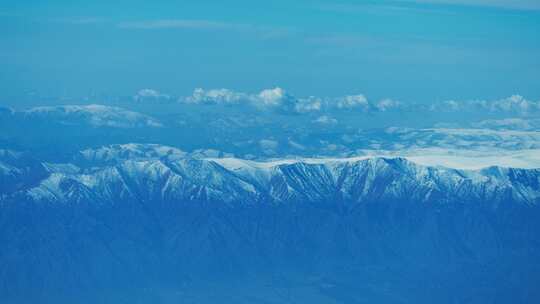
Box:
178, 88, 540, 117
430, 95, 540, 114
179, 87, 403, 114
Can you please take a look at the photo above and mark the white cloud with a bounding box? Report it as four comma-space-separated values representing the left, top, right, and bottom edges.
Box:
314, 115, 338, 125
435, 100, 461, 111
294, 97, 322, 113
335, 94, 369, 110
134, 89, 170, 102
136, 89, 164, 98
432, 95, 540, 114
331, 95, 403, 112
252, 88, 324, 113
256, 87, 288, 107
375, 98, 401, 112
182, 87, 313, 114
180, 87, 538, 118
490, 95, 539, 113
179, 87, 408, 114
184, 88, 247, 105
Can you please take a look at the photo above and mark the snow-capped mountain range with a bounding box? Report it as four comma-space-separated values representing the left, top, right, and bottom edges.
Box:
2, 144, 540, 303
9, 104, 163, 128
2, 144, 539, 206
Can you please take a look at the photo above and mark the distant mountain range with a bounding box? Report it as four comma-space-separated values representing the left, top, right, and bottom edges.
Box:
2, 145, 540, 205
1, 145, 539, 303
2, 102, 540, 164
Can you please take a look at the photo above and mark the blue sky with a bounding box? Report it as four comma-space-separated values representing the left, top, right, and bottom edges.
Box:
1, 0, 539, 104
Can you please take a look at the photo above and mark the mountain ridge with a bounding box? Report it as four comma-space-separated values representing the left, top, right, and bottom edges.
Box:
2, 146, 539, 206
1, 146, 540, 304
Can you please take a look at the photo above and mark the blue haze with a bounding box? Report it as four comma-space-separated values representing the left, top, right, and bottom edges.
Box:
1, 0, 539, 104
1, 1, 540, 304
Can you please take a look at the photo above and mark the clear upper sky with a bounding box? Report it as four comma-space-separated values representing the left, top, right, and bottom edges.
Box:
1, 0, 539, 104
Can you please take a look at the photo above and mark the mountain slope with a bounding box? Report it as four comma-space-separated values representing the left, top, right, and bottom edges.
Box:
4, 150, 539, 206
1, 146, 540, 304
